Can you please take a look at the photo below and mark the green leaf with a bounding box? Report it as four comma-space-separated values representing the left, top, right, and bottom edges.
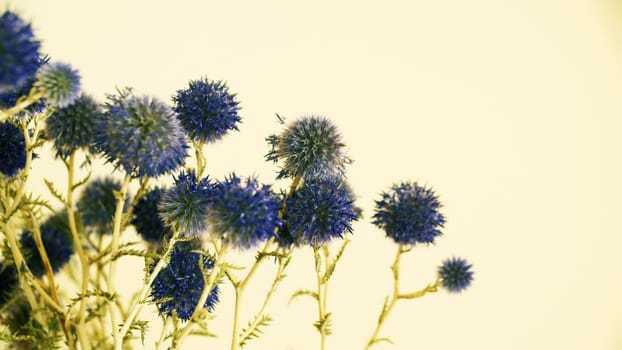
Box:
238, 314, 273, 348
322, 239, 350, 284
289, 289, 319, 304
44, 178, 66, 204
369, 337, 394, 347
313, 312, 333, 335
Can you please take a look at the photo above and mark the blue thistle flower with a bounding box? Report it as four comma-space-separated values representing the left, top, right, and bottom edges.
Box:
159, 171, 214, 237
45, 94, 100, 158
283, 176, 359, 246
0, 55, 49, 114
372, 181, 445, 246
0, 261, 18, 307
0, 121, 26, 177
438, 257, 474, 293
266, 115, 347, 179
94, 89, 188, 178
76, 177, 124, 235
131, 187, 171, 244
150, 240, 219, 321
35, 62, 80, 107
20, 212, 74, 277
208, 174, 281, 249
0, 11, 41, 93
172, 78, 241, 143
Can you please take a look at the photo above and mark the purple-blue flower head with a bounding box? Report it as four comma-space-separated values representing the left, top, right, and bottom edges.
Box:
173, 78, 241, 143
266, 115, 346, 179
159, 171, 215, 237
283, 176, 359, 246
19, 212, 74, 277
208, 174, 281, 249
76, 177, 124, 235
0, 11, 41, 93
0, 121, 26, 177
0, 55, 49, 114
150, 240, 219, 321
131, 187, 171, 244
438, 257, 474, 293
372, 181, 445, 246
35, 62, 80, 108
45, 93, 100, 158
0, 261, 18, 307
94, 89, 188, 178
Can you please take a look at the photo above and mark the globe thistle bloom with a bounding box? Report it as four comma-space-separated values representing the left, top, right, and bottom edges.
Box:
266, 115, 347, 179
131, 187, 171, 244
172, 78, 241, 143
0, 55, 49, 114
20, 212, 74, 277
284, 176, 359, 246
94, 89, 188, 178
45, 94, 100, 158
76, 177, 124, 235
0, 121, 26, 177
150, 241, 219, 321
35, 62, 80, 107
438, 257, 474, 293
208, 174, 281, 249
0, 261, 18, 307
0, 11, 41, 93
159, 171, 214, 237
372, 181, 445, 246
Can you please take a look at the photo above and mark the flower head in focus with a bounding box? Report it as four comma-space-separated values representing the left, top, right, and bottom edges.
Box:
173, 78, 241, 143
94, 89, 188, 178
0, 121, 26, 177
283, 176, 359, 246
45, 93, 100, 158
266, 115, 347, 179
438, 257, 474, 293
35, 61, 80, 107
76, 177, 124, 235
131, 187, 170, 244
159, 171, 214, 237
372, 181, 445, 246
0, 11, 40, 93
19, 212, 74, 277
150, 240, 219, 321
208, 174, 281, 249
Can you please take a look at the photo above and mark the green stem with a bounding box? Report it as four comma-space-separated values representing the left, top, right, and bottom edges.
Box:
313, 245, 327, 350
194, 139, 206, 178
0, 89, 45, 120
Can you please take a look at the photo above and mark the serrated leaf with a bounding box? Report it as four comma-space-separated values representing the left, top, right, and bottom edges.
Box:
313, 312, 332, 335
110, 248, 160, 262
239, 314, 273, 348
369, 337, 394, 347
289, 289, 319, 304
71, 171, 92, 191
322, 240, 350, 284
44, 178, 66, 204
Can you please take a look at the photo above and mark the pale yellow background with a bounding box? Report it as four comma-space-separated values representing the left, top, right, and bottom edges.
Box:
7, 0, 622, 349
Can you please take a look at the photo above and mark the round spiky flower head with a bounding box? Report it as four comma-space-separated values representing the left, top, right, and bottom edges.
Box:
94, 89, 188, 178
20, 212, 74, 277
0, 261, 18, 307
438, 257, 474, 293
35, 62, 80, 107
159, 171, 215, 237
131, 187, 171, 244
208, 174, 281, 249
45, 94, 100, 158
284, 176, 359, 246
173, 78, 241, 143
0, 55, 49, 114
0, 11, 40, 92
0, 121, 26, 177
76, 177, 124, 235
372, 181, 445, 246
266, 115, 347, 179
150, 240, 219, 321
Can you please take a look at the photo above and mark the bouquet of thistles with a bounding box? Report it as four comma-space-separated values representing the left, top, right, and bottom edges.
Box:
0, 9, 474, 350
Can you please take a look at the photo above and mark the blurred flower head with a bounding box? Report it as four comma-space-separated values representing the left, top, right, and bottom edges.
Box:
131, 187, 171, 244
20, 212, 74, 277
35, 61, 80, 107
45, 93, 100, 158
0, 261, 18, 307
0, 55, 49, 114
94, 89, 188, 178
372, 181, 445, 246
438, 257, 474, 293
208, 174, 281, 249
0, 11, 40, 93
159, 171, 214, 237
283, 176, 359, 246
150, 240, 219, 321
76, 177, 124, 235
266, 115, 347, 179
0, 121, 26, 177
173, 78, 241, 143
